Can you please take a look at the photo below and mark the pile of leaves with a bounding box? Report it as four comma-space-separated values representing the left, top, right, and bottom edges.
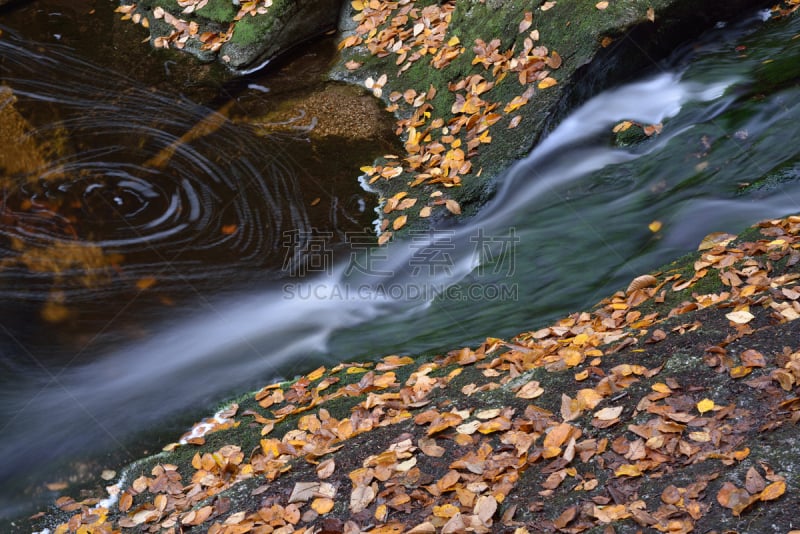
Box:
339, 0, 563, 242
37, 213, 800, 533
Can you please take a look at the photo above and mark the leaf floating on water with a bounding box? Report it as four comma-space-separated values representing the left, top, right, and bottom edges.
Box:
648, 220, 662, 233
41, 302, 70, 323
136, 277, 158, 291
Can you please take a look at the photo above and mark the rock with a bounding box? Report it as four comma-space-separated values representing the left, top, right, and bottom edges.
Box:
131, 0, 343, 71
331, 0, 776, 234
0, 86, 47, 179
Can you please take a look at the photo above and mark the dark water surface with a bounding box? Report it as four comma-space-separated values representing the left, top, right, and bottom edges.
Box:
1, 0, 800, 522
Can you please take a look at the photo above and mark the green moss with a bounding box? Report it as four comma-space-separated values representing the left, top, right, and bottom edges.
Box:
196, 0, 237, 23
229, 8, 279, 47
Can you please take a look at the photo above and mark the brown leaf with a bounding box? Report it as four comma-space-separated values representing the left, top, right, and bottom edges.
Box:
317, 458, 335, 479
445, 199, 461, 215
181, 505, 213, 526
626, 274, 657, 294
745, 467, 766, 494
553, 506, 577, 529
474, 495, 498, 525
717, 482, 755, 516
418, 437, 446, 457
516, 380, 544, 399
350, 484, 376, 514
661, 485, 681, 505
740, 349, 766, 368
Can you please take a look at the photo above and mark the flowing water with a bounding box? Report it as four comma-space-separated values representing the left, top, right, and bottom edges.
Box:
1, 0, 800, 520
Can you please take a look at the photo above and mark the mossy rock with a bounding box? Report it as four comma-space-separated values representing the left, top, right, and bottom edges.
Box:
130, 0, 343, 69
331, 0, 774, 236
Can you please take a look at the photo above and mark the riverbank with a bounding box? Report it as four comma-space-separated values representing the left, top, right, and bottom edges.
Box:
24, 213, 800, 533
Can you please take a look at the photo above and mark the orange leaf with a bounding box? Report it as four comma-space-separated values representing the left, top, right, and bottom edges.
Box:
759, 480, 786, 501
543, 422, 573, 449
392, 215, 407, 231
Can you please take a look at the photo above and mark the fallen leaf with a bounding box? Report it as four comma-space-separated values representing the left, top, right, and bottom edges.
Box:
518, 12, 532, 33
759, 480, 786, 501
445, 199, 461, 215
726, 310, 754, 324
696, 398, 715, 414
594, 406, 623, 420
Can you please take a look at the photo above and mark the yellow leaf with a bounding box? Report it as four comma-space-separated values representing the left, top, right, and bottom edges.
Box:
307, 366, 326, 381
312, 497, 335, 514
538, 77, 557, 89
612, 120, 633, 133
574, 369, 589, 381
596, 1, 609, 9
615, 464, 642, 477
648, 220, 662, 233
347, 366, 369, 374
696, 398, 715, 414
419, 206, 432, 218
651, 382, 671, 393
375, 503, 388, 521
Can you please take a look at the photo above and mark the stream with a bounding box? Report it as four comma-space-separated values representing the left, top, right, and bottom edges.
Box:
1, 0, 800, 520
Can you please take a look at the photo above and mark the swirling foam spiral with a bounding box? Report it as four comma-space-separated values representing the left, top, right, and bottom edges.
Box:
0, 31, 310, 301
